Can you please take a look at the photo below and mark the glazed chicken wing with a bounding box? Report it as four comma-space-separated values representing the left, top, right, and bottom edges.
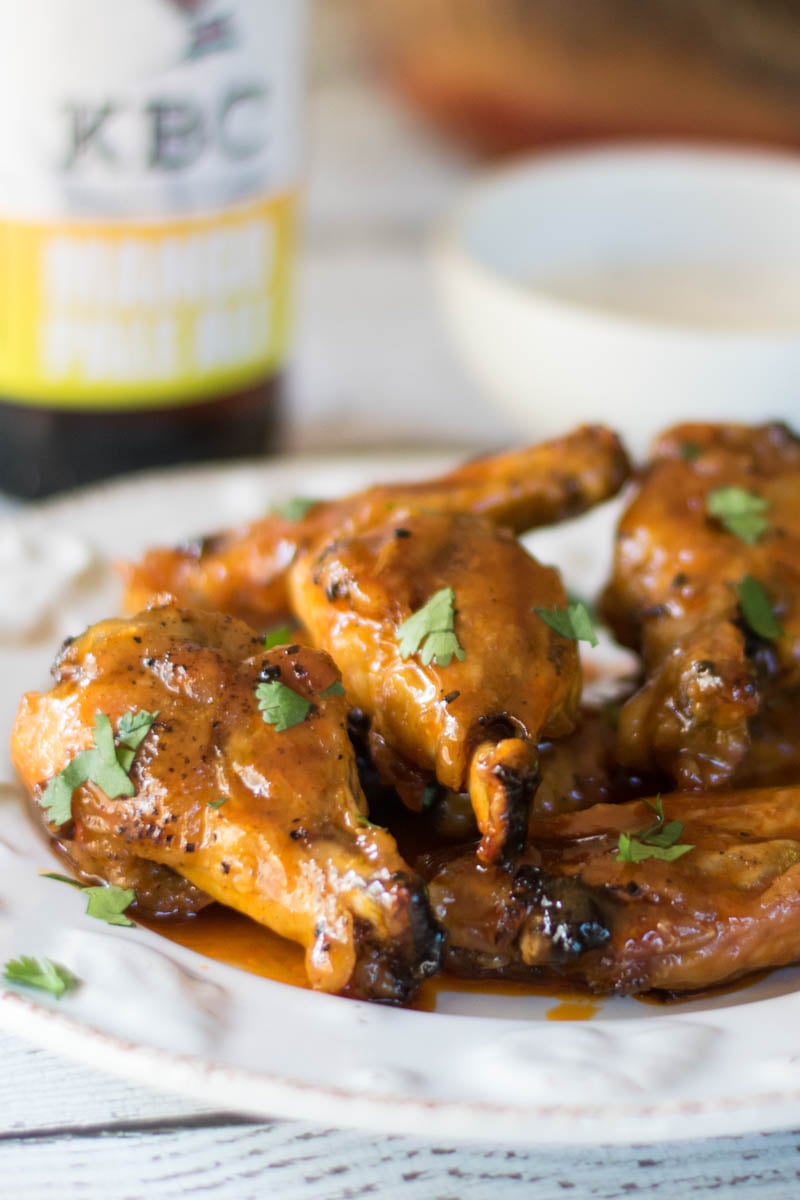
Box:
11, 608, 442, 1003
602, 422, 800, 789
427, 786, 800, 995
119, 428, 628, 866
290, 510, 581, 864
121, 426, 629, 629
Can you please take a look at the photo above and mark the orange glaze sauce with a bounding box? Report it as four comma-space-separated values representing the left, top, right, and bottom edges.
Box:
141, 904, 603, 1018
415, 971, 603, 1019
138, 905, 308, 989
140, 903, 774, 1018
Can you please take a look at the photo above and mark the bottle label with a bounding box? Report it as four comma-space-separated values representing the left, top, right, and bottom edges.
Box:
0, 0, 306, 409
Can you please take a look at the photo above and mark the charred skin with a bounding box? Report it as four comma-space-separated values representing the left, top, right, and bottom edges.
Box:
425, 852, 612, 982
602, 422, 800, 790
426, 788, 800, 995
121, 426, 630, 628
11, 607, 442, 1003
289, 511, 581, 864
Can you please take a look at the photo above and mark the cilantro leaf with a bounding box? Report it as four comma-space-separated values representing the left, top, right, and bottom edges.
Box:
270, 496, 317, 522
355, 813, 384, 830
616, 833, 694, 864
3, 956, 78, 999
396, 588, 466, 668
615, 796, 694, 863
42, 757, 92, 825
41, 873, 136, 927
40, 709, 158, 827
116, 709, 159, 771
256, 680, 312, 731
600, 700, 623, 728
208, 796, 228, 809
40, 872, 81, 888
534, 601, 599, 648
421, 782, 439, 811
83, 713, 137, 800
738, 575, 783, 640
320, 680, 346, 698
117, 709, 159, 751
680, 442, 701, 462
707, 486, 769, 544
83, 886, 136, 927
263, 625, 294, 650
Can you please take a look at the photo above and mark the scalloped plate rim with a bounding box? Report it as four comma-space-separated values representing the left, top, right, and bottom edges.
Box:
1, 453, 800, 1146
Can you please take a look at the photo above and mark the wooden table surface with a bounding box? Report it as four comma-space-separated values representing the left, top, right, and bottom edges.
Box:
3, 13, 800, 1196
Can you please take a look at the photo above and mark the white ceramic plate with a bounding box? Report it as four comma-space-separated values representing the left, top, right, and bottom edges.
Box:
2, 454, 800, 1146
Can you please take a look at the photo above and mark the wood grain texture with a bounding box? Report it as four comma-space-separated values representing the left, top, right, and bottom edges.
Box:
3, 1116, 800, 1200
0, 1035, 214, 1132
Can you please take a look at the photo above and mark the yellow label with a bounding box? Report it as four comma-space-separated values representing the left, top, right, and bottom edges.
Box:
0, 191, 296, 409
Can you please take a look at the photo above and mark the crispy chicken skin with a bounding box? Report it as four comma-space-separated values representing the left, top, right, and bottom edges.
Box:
290, 511, 581, 864
426, 787, 800, 994
532, 710, 661, 820
11, 607, 443, 1003
602, 422, 800, 790
121, 426, 630, 628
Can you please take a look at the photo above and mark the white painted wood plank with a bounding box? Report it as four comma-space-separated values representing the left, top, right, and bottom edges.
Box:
3, 1121, 800, 1200
0, 1034, 213, 1132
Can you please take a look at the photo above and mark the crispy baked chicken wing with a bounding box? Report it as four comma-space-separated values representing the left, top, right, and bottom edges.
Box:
11, 607, 443, 1003
602, 422, 800, 790
426, 787, 800, 994
290, 510, 581, 864
121, 426, 629, 629
119, 427, 628, 866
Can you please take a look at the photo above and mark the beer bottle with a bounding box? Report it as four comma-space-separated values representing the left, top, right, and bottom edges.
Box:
0, 0, 307, 497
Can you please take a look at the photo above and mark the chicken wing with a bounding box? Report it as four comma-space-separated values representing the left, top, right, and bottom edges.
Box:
426, 786, 800, 995
601, 422, 800, 789
289, 510, 581, 863
121, 426, 629, 628
11, 607, 443, 1003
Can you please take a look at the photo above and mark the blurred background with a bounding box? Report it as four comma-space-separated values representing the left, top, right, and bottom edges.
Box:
293, 0, 800, 453
2, 0, 800, 495
348, 0, 800, 153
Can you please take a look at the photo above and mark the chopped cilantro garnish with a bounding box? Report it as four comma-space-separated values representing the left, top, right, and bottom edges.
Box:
355, 813, 384, 830
616, 797, 694, 863
421, 782, 439, 811
41, 709, 159, 827
270, 496, 317, 522
41, 873, 136, 927
208, 796, 228, 809
256, 680, 312, 731
82, 886, 135, 926
534, 601, 598, 648
737, 575, 783, 640
396, 588, 465, 668
263, 625, 295, 650
600, 700, 623, 728
680, 442, 701, 462
320, 680, 345, 698
707, 486, 769, 545
3, 956, 78, 999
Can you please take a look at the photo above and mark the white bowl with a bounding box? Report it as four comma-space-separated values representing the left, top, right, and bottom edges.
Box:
434, 146, 800, 457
